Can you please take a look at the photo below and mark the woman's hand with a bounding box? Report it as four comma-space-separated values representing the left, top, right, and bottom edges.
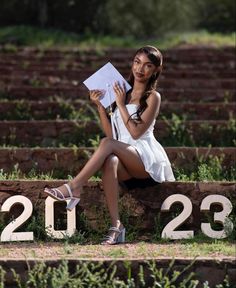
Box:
113, 81, 126, 107
89, 89, 104, 107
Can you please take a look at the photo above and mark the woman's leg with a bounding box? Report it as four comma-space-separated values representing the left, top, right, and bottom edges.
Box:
101, 154, 131, 227
56, 137, 149, 197
100, 154, 131, 243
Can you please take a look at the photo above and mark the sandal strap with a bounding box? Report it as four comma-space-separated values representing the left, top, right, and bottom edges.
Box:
103, 235, 114, 241
109, 227, 121, 233
64, 183, 73, 197
51, 188, 66, 200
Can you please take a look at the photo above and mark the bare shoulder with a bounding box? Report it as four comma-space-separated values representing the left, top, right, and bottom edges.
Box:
147, 91, 161, 106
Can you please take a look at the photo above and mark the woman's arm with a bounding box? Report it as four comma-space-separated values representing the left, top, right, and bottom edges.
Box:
97, 104, 113, 138
117, 91, 161, 140
90, 90, 113, 138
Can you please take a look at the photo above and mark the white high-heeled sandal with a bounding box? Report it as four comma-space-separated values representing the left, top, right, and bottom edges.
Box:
44, 183, 80, 211
101, 226, 126, 245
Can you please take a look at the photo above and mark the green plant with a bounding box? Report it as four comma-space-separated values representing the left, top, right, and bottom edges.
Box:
0, 265, 5, 288
161, 113, 236, 147
174, 155, 236, 181
0, 165, 57, 180
0, 100, 32, 120
162, 114, 195, 147
147, 258, 198, 287
0, 163, 21, 180
118, 195, 145, 242
5, 259, 234, 287
1, 43, 18, 53
88, 134, 101, 148
25, 215, 49, 241
152, 213, 165, 241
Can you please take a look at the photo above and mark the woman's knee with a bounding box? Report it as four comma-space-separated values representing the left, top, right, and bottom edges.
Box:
102, 154, 119, 171
99, 137, 114, 147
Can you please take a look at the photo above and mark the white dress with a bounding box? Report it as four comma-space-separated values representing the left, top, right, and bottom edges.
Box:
111, 104, 175, 183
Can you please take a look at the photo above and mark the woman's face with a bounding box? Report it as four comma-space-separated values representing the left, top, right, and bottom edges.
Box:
132, 52, 157, 83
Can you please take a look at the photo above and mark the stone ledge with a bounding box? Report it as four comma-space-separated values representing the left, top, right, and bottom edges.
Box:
0, 120, 234, 147
0, 180, 235, 233
0, 101, 234, 121
0, 147, 234, 174
2, 86, 235, 101
0, 257, 235, 287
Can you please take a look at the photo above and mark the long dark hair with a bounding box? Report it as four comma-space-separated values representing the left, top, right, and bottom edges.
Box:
128, 45, 163, 121
111, 45, 163, 121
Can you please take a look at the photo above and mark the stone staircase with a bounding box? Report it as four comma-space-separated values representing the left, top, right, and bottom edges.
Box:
0, 45, 236, 286
0, 46, 235, 236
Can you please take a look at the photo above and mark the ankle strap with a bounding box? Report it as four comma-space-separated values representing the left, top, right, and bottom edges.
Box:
109, 227, 122, 233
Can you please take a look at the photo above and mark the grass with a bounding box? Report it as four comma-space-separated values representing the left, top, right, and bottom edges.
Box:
0, 25, 235, 50
0, 241, 235, 259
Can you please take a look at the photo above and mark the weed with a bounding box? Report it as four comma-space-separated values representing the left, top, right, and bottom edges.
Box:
162, 114, 195, 146
1, 43, 18, 53
161, 113, 236, 147
119, 195, 144, 242
25, 215, 49, 241
0, 163, 22, 180
152, 213, 164, 241
174, 155, 236, 181
0, 266, 5, 288
0, 259, 233, 287
88, 134, 101, 148
0, 100, 31, 121
106, 248, 128, 258
0, 165, 56, 180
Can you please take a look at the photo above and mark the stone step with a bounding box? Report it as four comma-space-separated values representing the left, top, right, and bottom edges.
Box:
0, 101, 234, 121
0, 180, 235, 239
1, 86, 235, 102
0, 46, 234, 60
0, 66, 235, 79
0, 120, 234, 147
0, 99, 97, 121
0, 60, 234, 71
1, 74, 235, 89
0, 147, 234, 175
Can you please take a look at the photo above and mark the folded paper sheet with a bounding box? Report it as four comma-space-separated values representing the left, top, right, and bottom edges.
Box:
83, 62, 132, 108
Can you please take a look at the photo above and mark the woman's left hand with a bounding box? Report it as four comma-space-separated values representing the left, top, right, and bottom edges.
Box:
113, 81, 126, 107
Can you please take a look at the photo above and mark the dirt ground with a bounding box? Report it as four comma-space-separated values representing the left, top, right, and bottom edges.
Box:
0, 242, 235, 260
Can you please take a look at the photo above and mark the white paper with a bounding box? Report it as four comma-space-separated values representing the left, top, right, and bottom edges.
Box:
83, 62, 132, 108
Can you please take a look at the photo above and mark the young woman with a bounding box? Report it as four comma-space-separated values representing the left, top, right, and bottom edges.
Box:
44, 45, 175, 245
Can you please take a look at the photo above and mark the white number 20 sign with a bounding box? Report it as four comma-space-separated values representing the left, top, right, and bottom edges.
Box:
0, 194, 234, 242
0, 195, 76, 242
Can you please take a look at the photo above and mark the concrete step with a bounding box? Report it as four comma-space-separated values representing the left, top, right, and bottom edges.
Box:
0, 120, 235, 147
0, 147, 234, 175
0, 101, 234, 121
